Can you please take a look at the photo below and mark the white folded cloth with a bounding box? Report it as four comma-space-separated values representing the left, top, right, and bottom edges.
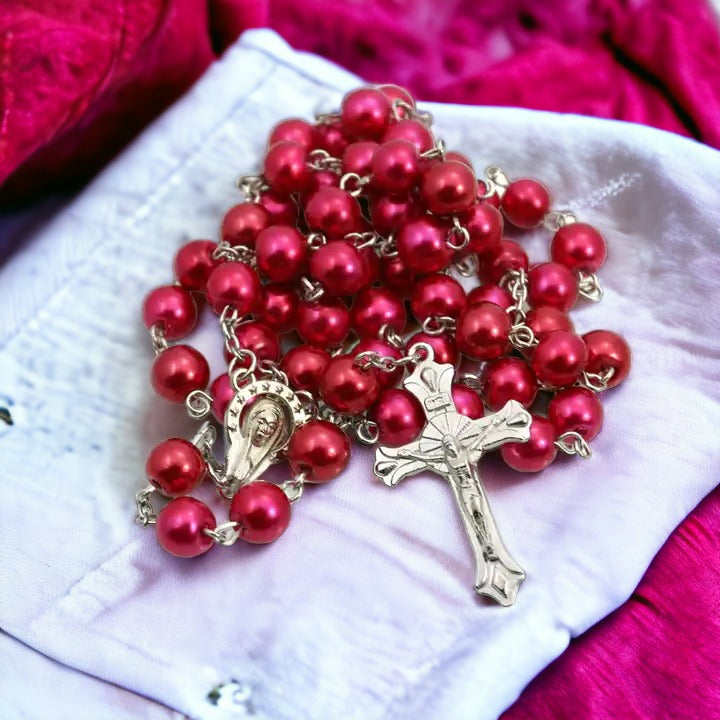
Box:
1, 29, 719, 720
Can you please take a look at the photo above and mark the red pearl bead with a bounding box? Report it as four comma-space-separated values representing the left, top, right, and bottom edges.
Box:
205, 261, 261, 315
467, 284, 514, 311
525, 306, 574, 340
229, 481, 291, 544
173, 240, 217, 291
371, 139, 420, 193
548, 386, 604, 440
527, 262, 578, 312
281, 345, 331, 393
378, 84, 415, 113
452, 384, 485, 419
263, 140, 311, 195
269, 118, 317, 150
550, 222, 607, 272
479, 239, 529, 284
379, 253, 416, 296
341, 87, 392, 139
320, 355, 379, 413
220, 203, 270, 247
156, 497, 215, 557
407, 331, 458, 366
383, 119, 434, 153
420, 160, 478, 215
210, 373, 234, 422
235, 322, 280, 363
461, 202, 503, 253
257, 283, 298, 334
359, 246, 380, 288
151, 345, 210, 403
531, 330, 588, 387
410, 273, 467, 322
501, 178, 551, 229
146, 438, 206, 497
310, 239, 367, 296
582, 330, 631, 388
501, 415, 557, 472
354, 339, 404, 389
316, 120, 349, 157
287, 419, 351, 482
351, 287, 406, 338
481, 357, 537, 411
258, 191, 299, 226
369, 193, 420, 235
307, 169, 340, 194
456, 302, 511, 361
342, 140, 378, 176
442, 150, 474, 170
142, 285, 198, 340
396, 217, 453, 275
371, 388, 425, 446
296, 297, 350, 346
305, 187, 362, 238
255, 225, 308, 282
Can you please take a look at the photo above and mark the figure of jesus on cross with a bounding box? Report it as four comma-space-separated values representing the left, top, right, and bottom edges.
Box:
374, 344, 532, 606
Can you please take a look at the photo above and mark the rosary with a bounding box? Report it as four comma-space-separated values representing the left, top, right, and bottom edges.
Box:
135, 85, 631, 606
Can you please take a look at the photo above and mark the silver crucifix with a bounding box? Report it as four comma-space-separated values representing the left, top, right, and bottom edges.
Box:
374, 345, 532, 606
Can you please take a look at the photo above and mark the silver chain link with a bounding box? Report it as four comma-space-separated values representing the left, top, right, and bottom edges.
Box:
281, 472, 306, 503
150, 324, 168, 355
204, 521, 241, 546
235, 175, 268, 202
543, 210, 577, 232
307, 149, 343, 173
577, 271, 604, 302
421, 315, 456, 336
212, 241, 257, 266
447, 215, 470, 251
186, 390, 213, 420
135, 485, 157, 526
299, 276, 325, 302
220, 306, 258, 390
339, 172, 371, 197
580, 367, 615, 392
454, 253, 479, 277
555, 431, 592, 459
502, 269, 539, 349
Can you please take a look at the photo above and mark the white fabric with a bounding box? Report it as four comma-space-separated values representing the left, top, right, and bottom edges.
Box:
1, 29, 720, 720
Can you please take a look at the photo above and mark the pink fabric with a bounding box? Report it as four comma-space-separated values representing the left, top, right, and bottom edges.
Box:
2, 1, 720, 716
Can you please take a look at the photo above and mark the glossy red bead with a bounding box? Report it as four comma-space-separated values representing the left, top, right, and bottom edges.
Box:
173, 240, 217, 291
531, 330, 588, 387
525, 306, 575, 340
342, 141, 378, 176
151, 345, 210, 403
378, 84, 414, 113
379, 253, 416, 295
305, 187, 362, 238
351, 287, 406, 338
255, 225, 308, 282
371, 139, 420, 193
287, 419, 351, 483
527, 262, 578, 312
142, 285, 198, 340
296, 297, 350, 346
156, 497, 215, 557
452, 384, 485, 419
210, 373, 235, 422
257, 283, 298, 334
383, 119, 434, 153
320, 355, 379, 414
410, 273, 467, 322
146, 438, 206, 497
407, 331, 458, 366
550, 222, 607, 272
501, 415, 557, 472
582, 330, 631, 388
396, 217, 453, 275
442, 150, 474, 170
481, 357, 537, 411
235, 321, 280, 363
467, 284, 514, 311
354, 339, 404, 389
258, 191, 299, 226
307, 169, 340, 194
269, 118, 317, 150
229, 481, 291, 544
479, 239, 529, 285
263, 140, 311, 195
205, 261, 261, 315
548, 387, 604, 440
371, 388, 425, 446
501, 178, 551, 229
461, 202, 503, 253
310, 239, 367, 295
369, 193, 420, 235
359, 246, 380, 288
420, 160, 478, 215
341, 87, 392, 139
281, 345, 330, 393
315, 120, 349, 157
456, 302, 511, 361
220, 203, 270, 247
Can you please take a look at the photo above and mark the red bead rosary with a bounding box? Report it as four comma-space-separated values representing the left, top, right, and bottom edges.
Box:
136, 84, 631, 604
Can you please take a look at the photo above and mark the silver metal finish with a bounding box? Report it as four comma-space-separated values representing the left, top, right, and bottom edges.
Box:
555, 431, 592, 459
373, 347, 532, 606
135, 485, 157, 526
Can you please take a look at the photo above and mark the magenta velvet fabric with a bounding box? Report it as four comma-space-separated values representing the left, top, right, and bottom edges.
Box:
2, 1, 720, 716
